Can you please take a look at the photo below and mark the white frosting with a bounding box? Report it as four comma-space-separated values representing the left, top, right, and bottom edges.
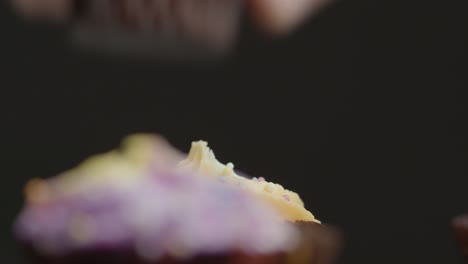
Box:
177, 141, 319, 223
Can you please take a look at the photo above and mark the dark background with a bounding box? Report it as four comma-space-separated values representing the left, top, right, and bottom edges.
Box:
1, 0, 468, 263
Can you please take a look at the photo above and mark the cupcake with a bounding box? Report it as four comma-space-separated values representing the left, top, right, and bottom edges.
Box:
452, 215, 468, 262
11, 0, 244, 58
14, 134, 341, 264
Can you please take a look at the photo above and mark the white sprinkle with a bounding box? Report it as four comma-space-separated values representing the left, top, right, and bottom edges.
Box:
265, 183, 276, 193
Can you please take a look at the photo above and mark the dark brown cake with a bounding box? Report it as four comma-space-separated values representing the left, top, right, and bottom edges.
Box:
19, 222, 341, 264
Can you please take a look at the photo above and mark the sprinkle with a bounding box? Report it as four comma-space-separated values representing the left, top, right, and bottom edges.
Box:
258, 177, 266, 182
226, 163, 234, 169
265, 183, 275, 193
252, 177, 259, 182
282, 194, 291, 202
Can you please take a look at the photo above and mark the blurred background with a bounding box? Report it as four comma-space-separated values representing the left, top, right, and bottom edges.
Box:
1, 0, 468, 263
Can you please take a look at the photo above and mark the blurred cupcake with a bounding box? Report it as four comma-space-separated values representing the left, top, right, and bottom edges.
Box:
11, 0, 244, 58
14, 134, 341, 264
452, 215, 468, 262
10, 0, 334, 58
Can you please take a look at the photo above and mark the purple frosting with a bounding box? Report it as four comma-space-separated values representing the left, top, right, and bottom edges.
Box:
14, 169, 298, 260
